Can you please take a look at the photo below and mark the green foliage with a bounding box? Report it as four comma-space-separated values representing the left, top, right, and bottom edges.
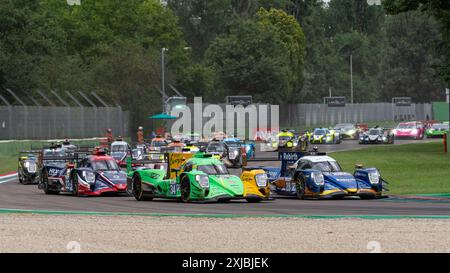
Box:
257, 8, 306, 95
205, 19, 291, 103
0, 0, 187, 131
379, 11, 444, 101
383, 0, 450, 84
204, 9, 305, 103
0, 0, 447, 126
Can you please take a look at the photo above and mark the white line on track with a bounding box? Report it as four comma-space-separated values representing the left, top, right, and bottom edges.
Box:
0, 173, 18, 184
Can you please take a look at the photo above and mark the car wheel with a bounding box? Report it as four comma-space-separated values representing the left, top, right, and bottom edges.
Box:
246, 197, 261, 203
18, 171, 23, 184
42, 170, 59, 195
180, 177, 191, 203
360, 195, 376, 200
72, 175, 79, 196
295, 176, 306, 200
132, 174, 153, 201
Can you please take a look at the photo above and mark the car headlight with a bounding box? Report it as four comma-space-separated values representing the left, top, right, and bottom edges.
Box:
195, 175, 209, 188
82, 171, 96, 184
228, 149, 238, 159
311, 172, 324, 186
368, 171, 380, 185
255, 173, 268, 187
24, 162, 37, 173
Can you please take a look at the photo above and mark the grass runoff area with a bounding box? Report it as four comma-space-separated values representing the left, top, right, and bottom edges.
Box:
0, 140, 101, 174
331, 141, 450, 195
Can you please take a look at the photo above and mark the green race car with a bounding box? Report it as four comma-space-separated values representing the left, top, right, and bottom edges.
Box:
426, 123, 449, 138
127, 153, 247, 202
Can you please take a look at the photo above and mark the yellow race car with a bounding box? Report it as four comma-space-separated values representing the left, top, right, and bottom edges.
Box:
310, 128, 341, 144
269, 130, 296, 150
240, 168, 270, 202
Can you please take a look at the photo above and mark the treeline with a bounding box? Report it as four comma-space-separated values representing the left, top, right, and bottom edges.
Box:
0, 0, 448, 127
169, 0, 447, 103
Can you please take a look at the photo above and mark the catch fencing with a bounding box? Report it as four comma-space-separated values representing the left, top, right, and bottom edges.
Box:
0, 106, 130, 140
177, 102, 433, 130
279, 103, 432, 127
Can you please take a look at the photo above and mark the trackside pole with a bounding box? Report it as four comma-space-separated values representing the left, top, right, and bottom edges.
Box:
444, 133, 448, 153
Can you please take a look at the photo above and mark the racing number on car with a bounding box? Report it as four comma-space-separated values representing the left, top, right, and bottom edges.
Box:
169, 182, 179, 195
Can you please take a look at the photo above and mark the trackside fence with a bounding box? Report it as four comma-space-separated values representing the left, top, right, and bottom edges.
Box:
280, 103, 432, 127
0, 106, 130, 140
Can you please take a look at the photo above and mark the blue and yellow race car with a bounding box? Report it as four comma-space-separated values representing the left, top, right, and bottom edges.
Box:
255, 150, 387, 200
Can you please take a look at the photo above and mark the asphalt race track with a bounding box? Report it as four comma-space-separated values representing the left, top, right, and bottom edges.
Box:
1, 139, 449, 216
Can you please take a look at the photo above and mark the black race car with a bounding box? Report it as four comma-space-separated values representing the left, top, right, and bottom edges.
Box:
206, 140, 243, 168
359, 127, 394, 144
38, 147, 77, 194
18, 151, 40, 184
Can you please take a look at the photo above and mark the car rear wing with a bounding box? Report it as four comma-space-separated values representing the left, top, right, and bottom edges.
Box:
18, 150, 41, 161
126, 153, 168, 173
39, 150, 91, 166
19, 150, 41, 155
126, 152, 193, 179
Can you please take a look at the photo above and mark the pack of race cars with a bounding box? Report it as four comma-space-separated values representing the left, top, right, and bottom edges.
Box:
17, 131, 389, 202
15, 119, 448, 203
262, 120, 449, 150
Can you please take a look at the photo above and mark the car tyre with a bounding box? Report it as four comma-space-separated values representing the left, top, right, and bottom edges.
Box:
42, 170, 59, 195
295, 176, 306, 200
132, 174, 153, 201
246, 197, 261, 203
360, 195, 376, 200
180, 177, 191, 203
72, 174, 79, 196
18, 171, 23, 184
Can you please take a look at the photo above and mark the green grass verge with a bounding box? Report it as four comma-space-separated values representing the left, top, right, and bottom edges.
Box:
0, 140, 102, 174
331, 142, 450, 195
0, 155, 17, 174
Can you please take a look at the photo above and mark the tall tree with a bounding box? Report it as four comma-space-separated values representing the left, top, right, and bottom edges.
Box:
383, 0, 450, 85
379, 11, 444, 102
257, 8, 306, 97
205, 8, 305, 103
205, 19, 291, 103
